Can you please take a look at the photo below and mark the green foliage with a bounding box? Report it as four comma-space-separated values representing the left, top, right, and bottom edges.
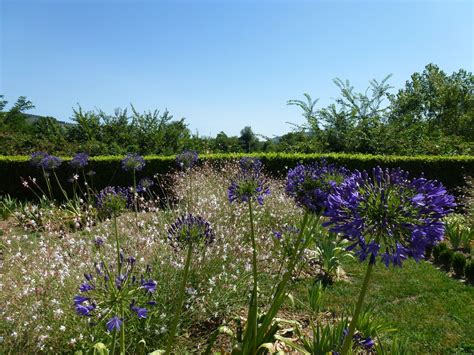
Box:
438, 249, 454, 271
452, 253, 467, 278
464, 261, 474, 283
1, 153, 473, 200
433, 242, 448, 261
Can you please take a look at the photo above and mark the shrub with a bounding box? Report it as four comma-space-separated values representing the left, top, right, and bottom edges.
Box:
452, 253, 467, 277
465, 262, 474, 283
438, 249, 454, 271
433, 243, 448, 262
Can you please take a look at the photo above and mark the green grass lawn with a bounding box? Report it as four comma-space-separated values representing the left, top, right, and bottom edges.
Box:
296, 259, 474, 354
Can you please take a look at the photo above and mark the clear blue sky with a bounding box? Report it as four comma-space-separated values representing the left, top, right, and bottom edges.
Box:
1, 0, 473, 137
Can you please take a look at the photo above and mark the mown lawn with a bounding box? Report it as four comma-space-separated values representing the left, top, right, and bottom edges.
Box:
294, 259, 474, 354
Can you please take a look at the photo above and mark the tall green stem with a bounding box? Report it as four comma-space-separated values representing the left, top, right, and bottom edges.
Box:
340, 261, 375, 355
114, 215, 122, 274
166, 243, 193, 354
247, 199, 258, 353
120, 302, 126, 354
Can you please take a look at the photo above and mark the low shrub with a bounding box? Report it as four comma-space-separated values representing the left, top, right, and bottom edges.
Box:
465, 262, 474, 283
433, 243, 448, 262
452, 253, 467, 277
438, 249, 454, 271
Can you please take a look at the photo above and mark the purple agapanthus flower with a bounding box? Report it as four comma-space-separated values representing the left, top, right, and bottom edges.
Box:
286, 161, 350, 214
176, 150, 198, 170
30, 151, 49, 168
324, 167, 456, 267
79, 282, 94, 292
141, 279, 157, 293
228, 157, 270, 205
96, 186, 132, 215
168, 214, 215, 248
75, 303, 95, 316
106, 316, 123, 332
73, 295, 89, 305
39, 155, 62, 170
121, 153, 145, 172
137, 177, 154, 192
131, 306, 148, 319
70, 152, 89, 169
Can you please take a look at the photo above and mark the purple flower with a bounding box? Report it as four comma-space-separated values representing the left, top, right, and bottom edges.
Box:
106, 316, 122, 332
324, 167, 456, 267
176, 150, 198, 170
39, 155, 62, 170
79, 282, 94, 292
96, 186, 132, 216
73, 295, 89, 305
131, 306, 148, 319
94, 237, 104, 248
142, 279, 157, 293
121, 153, 145, 172
30, 151, 49, 168
228, 157, 270, 205
137, 177, 154, 193
168, 214, 215, 247
286, 161, 350, 214
70, 152, 89, 169
75, 303, 95, 316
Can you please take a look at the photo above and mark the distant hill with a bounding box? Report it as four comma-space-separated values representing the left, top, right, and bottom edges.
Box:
24, 113, 75, 127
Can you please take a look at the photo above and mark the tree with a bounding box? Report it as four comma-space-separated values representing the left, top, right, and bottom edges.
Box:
239, 126, 259, 153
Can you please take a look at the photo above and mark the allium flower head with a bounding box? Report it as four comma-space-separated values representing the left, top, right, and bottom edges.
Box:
121, 153, 145, 172
176, 150, 198, 170
39, 155, 62, 170
70, 152, 89, 169
286, 161, 350, 214
96, 186, 131, 216
168, 214, 215, 248
30, 151, 49, 168
228, 157, 270, 205
324, 167, 456, 267
137, 177, 154, 192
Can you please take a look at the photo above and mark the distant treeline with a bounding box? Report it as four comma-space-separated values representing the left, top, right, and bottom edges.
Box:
1, 64, 472, 156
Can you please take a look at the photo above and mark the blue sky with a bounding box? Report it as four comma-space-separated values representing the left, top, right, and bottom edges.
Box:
1, 0, 473, 137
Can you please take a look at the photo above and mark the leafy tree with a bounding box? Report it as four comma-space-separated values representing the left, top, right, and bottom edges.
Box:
239, 126, 259, 153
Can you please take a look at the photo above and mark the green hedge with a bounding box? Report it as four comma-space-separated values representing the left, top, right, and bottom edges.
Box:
1, 153, 473, 200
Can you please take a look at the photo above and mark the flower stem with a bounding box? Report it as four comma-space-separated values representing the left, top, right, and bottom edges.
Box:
114, 215, 122, 274
120, 303, 126, 354
247, 199, 258, 353
111, 329, 117, 354
166, 243, 193, 354
340, 260, 375, 355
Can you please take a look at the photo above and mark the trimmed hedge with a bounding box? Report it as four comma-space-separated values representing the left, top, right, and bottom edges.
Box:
1, 153, 473, 200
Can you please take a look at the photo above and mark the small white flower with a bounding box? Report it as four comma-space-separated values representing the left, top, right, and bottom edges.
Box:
59, 326, 66, 332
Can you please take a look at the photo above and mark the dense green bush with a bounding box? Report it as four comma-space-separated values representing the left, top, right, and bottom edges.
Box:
452, 253, 467, 277
464, 262, 474, 283
1, 153, 473, 200
433, 243, 449, 263
438, 249, 454, 271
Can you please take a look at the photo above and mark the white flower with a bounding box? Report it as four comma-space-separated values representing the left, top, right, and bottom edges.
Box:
73, 174, 79, 180
59, 326, 66, 332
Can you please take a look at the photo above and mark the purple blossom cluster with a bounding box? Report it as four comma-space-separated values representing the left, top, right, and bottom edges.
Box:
121, 154, 146, 172
30, 152, 63, 170
96, 186, 132, 216
286, 161, 350, 214
176, 150, 199, 170
137, 177, 154, 193
228, 157, 270, 205
323, 167, 456, 266
168, 214, 215, 248
74, 257, 157, 332
70, 152, 89, 169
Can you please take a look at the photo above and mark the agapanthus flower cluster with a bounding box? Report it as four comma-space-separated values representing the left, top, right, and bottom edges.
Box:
96, 186, 132, 216
168, 214, 215, 248
74, 256, 157, 332
29, 151, 49, 168
70, 152, 89, 169
121, 154, 146, 172
176, 150, 198, 170
324, 167, 456, 266
40, 155, 63, 170
137, 177, 154, 193
228, 157, 270, 205
286, 161, 350, 214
